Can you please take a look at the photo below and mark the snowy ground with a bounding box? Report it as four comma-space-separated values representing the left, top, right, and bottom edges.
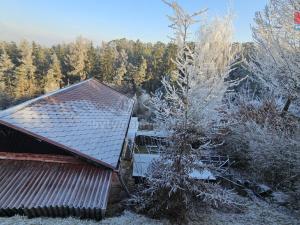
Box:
0, 211, 164, 225
189, 197, 300, 225
0, 199, 298, 225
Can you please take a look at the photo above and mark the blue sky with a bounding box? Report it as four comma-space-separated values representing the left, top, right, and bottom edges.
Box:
0, 0, 267, 46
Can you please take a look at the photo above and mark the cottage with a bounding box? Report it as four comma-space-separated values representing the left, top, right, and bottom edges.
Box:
0, 78, 136, 220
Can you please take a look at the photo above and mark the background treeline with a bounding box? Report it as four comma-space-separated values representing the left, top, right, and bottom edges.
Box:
0, 37, 178, 109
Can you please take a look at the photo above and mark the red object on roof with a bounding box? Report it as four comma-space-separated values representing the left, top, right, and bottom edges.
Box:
295, 12, 300, 24
0, 78, 134, 170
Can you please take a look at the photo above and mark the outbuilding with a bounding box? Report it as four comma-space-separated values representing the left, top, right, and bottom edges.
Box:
0, 78, 135, 220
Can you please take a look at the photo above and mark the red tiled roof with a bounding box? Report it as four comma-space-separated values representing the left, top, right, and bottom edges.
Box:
0, 79, 134, 169
0, 158, 112, 220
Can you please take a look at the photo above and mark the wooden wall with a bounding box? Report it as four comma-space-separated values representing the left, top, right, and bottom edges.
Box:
0, 124, 71, 155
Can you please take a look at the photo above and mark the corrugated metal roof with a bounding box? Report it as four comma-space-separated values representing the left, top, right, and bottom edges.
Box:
0, 79, 134, 169
0, 159, 112, 220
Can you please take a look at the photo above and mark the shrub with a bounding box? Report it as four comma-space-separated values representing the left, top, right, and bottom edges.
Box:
129, 123, 242, 223
224, 99, 300, 190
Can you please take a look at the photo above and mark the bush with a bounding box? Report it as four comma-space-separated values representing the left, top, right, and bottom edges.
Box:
129, 123, 242, 223
224, 99, 300, 191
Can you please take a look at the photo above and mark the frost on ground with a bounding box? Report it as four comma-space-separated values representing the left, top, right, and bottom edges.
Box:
0, 211, 164, 225
189, 197, 300, 225
0, 198, 299, 225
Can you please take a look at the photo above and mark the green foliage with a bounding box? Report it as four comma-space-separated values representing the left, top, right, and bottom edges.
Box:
0, 37, 180, 109
32, 41, 50, 86
99, 42, 117, 83
14, 40, 37, 99
0, 47, 14, 96
65, 37, 89, 83
133, 57, 147, 88
43, 53, 62, 93
113, 49, 128, 85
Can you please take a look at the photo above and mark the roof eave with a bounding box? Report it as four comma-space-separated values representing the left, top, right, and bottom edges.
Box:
0, 119, 117, 170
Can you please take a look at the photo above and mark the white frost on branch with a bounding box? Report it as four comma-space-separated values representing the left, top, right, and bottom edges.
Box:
131, 1, 243, 220
151, 4, 241, 134
247, 0, 300, 109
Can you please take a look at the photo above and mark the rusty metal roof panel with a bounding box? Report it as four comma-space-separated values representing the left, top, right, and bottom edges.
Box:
0, 79, 134, 169
0, 159, 112, 219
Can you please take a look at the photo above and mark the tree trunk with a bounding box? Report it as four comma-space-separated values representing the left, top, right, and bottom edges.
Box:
281, 97, 292, 116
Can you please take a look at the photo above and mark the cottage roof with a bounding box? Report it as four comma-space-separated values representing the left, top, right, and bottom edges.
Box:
0, 78, 134, 169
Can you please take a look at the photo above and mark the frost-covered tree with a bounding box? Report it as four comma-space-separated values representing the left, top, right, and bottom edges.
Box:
125, 57, 148, 91
151, 8, 241, 134
84, 41, 96, 78
14, 40, 37, 99
133, 57, 147, 88
224, 96, 300, 192
99, 42, 117, 83
0, 47, 14, 108
92, 52, 102, 81
190, 14, 242, 130
65, 36, 89, 83
44, 53, 63, 93
32, 41, 49, 86
248, 0, 300, 113
113, 49, 128, 85
131, 1, 242, 220
0, 47, 14, 95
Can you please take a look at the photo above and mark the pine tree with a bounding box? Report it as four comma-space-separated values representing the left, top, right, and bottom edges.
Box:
147, 42, 166, 91
131, 1, 241, 220
4, 42, 20, 66
91, 49, 102, 81
32, 41, 49, 86
133, 57, 147, 87
151, 42, 165, 76
85, 42, 97, 78
52, 43, 69, 82
248, 0, 300, 113
113, 49, 128, 85
99, 42, 117, 83
162, 43, 177, 79
43, 53, 63, 93
0, 47, 14, 96
14, 40, 37, 99
0, 37, 184, 96
65, 37, 89, 83
125, 63, 137, 88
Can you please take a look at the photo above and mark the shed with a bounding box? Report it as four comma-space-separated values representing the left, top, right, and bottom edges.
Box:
0, 78, 135, 220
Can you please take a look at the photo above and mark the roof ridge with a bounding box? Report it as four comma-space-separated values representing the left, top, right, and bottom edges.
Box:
92, 78, 134, 102
0, 79, 92, 118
